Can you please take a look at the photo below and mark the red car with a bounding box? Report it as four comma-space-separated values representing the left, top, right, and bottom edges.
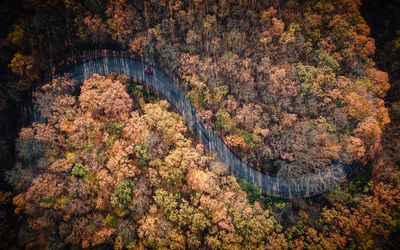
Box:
144, 67, 153, 74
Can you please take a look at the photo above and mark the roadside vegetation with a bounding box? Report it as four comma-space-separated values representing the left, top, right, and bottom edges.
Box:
0, 0, 399, 248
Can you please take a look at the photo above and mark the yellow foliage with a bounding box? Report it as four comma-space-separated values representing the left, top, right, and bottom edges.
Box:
345, 92, 372, 120
187, 169, 209, 192
7, 25, 24, 47
96, 196, 107, 211
366, 68, 390, 98
9, 53, 30, 77
0, 191, 11, 205
346, 136, 365, 162
114, 235, 123, 250
254, 126, 269, 138
54, 195, 71, 210
91, 228, 115, 247
143, 101, 188, 146
114, 207, 128, 217
279, 23, 298, 45
59, 120, 74, 133
373, 98, 390, 128
65, 152, 77, 164
183, 74, 206, 89
12, 193, 25, 215
225, 133, 246, 148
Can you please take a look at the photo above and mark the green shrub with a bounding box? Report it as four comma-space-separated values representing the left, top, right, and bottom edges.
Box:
295, 63, 319, 93
39, 197, 55, 208
86, 143, 93, 151
214, 85, 229, 104
126, 241, 137, 250
215, 109, 235, 133
337, 100, 346, 107
241, 130, 255, 148
106, 135, 118, 149
71, 163, 87, 177
239, 179, 290, 210
361, 77, 372, 91
106, 121, 126, 137
239, 179, 262, 204
110, 179, 136, 209
104, 213, 118, 228
135, 143, 149, 165
313, 49, 340, 72
132, 84, 144, 97
324, 123, 337, 133
221, 51, 233, 63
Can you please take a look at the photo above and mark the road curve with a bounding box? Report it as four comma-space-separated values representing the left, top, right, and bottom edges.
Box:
58, 56, 353, 197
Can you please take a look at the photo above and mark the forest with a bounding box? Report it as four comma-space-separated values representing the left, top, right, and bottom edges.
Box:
0, 0, 399, 249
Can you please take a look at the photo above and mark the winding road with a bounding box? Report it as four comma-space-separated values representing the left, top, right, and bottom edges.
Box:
54, 56, 353, 197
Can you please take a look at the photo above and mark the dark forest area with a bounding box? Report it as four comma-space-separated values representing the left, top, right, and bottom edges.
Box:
0, 0, 399, 248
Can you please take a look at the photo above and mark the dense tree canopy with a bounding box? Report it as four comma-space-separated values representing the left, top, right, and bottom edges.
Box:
0, 0, 391, 175
7, 74, 289, 248
5, 71, 399, 248
0, 0, 399, 248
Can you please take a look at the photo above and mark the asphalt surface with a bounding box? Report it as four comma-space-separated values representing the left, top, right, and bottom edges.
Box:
40, 56, 353, 197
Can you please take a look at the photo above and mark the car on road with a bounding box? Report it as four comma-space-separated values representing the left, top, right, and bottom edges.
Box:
144, 67, 153, 74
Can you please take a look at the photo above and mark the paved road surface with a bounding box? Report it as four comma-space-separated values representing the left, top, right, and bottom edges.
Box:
44, 57, 354, 197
